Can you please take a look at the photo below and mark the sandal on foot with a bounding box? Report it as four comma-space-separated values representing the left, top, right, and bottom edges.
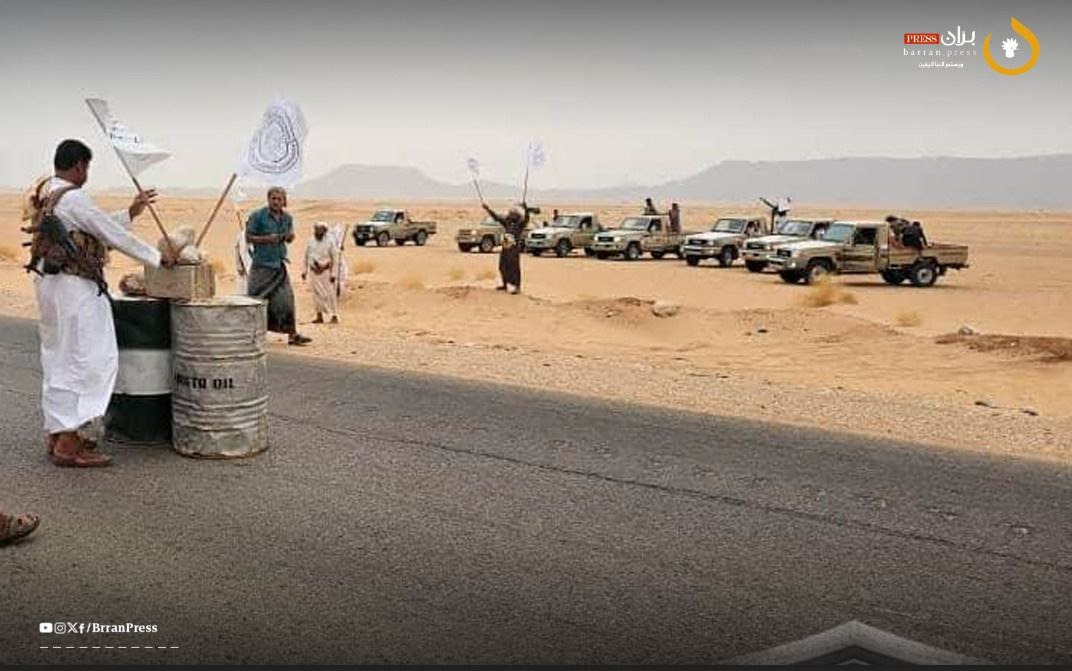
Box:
0, 512, 40, 545
50, 436, 111, 468
51, 450, 111, 467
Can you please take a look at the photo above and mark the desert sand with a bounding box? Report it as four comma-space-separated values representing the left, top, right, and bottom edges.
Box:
1, 194, 1069, 463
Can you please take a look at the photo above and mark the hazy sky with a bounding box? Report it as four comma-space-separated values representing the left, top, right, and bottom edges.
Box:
1, 0, 1069, 190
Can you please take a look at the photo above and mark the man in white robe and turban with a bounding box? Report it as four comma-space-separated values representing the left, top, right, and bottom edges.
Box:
302, 222, 340, 324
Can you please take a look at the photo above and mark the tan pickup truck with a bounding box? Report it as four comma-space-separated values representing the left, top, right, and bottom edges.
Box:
456, 217, 505, 253
526, 212, 603, 257
353, 209, 437, 247
767, 220, 969, 286
590, 215, 688, 260
740, 218, 833, 273
681, 216, 767, 267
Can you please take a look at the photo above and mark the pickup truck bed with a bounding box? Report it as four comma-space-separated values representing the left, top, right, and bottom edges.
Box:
887, 243, 969, 269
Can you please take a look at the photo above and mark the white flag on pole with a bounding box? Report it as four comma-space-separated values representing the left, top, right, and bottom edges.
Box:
85, 98, 171, 176
528, 141, 546, 169
237, 99, 308, 188
466, 156, 481, 177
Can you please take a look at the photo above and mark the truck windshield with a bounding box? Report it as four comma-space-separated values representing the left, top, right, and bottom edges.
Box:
371, 211, 397, 222
712, 219, 746, 233
778, 220, 813, 236
823, 223, 856, 243
554, 216, 582, 229
621, 218, 652, 230
481, 217, 499, 226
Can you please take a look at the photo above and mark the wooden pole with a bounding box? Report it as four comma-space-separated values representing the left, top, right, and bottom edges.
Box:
521, 162, 530, 205
471, 177, 486, 204
196, 172, 237, 247
128, 173, 179, 257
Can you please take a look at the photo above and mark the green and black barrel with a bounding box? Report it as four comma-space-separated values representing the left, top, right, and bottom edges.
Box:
105, 296, 172, 444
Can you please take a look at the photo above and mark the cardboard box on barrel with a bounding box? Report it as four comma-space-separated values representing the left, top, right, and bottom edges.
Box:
143, 263, 216, 300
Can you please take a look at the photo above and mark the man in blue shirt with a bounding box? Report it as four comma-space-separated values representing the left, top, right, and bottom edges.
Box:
246, 187, 311, 346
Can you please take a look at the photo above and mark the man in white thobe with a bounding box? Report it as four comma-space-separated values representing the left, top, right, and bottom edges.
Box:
233, 213, 253, 295
329, 223, 349, 298
36, 139, 176, 467
302, 222, 340, 323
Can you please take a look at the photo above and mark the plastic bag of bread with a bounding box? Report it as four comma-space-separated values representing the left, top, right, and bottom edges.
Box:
157, 226, 196, 254
178, 246, 203, 264
119, 273, 147, 296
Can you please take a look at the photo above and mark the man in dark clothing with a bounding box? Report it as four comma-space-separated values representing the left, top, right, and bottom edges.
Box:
668, 202, 681, 233
901, 220, 929, 251
643, 197, 658, 215
885, 214, 910, 246
482, 201, 533, 294
246, 187, 312, 346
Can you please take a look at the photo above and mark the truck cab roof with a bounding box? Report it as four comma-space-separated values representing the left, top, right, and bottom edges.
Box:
832, 220, 883, 227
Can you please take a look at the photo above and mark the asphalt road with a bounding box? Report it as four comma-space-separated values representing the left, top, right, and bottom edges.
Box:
0, 314, 1069, 665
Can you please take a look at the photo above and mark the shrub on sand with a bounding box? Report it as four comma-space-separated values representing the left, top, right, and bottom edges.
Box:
400, 273, 424, 290
447, 267, 465, 282
799, 277, 857, 308
895, 311, 923, 327
800, 279, 838, 308
474, 269, 497, 281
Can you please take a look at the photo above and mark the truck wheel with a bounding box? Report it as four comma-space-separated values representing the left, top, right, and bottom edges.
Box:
396, 238, 407, 246
881, 270, 906, 285
804, 260, 832, 284
376, 231, 390, 247
780, 271, 802, 284
717, 246, 735, 268
745, 260, 767, 273
624, 243, 641, 261
685, 255, 700, 267
909, 261, 938, 287
650, 251, 665, 260
584, 247, 596, 257
479, 236, 495, 253
596, 252, 609, 260
356, 239, 367, 247
414, 230, 428, 246
555, 239, 572, 257
530, 249, 543, 257
457, 243, 473, 253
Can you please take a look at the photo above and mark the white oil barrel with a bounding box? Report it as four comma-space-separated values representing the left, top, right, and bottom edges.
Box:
106, 296, 172, 444
170, 296, 268, 458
